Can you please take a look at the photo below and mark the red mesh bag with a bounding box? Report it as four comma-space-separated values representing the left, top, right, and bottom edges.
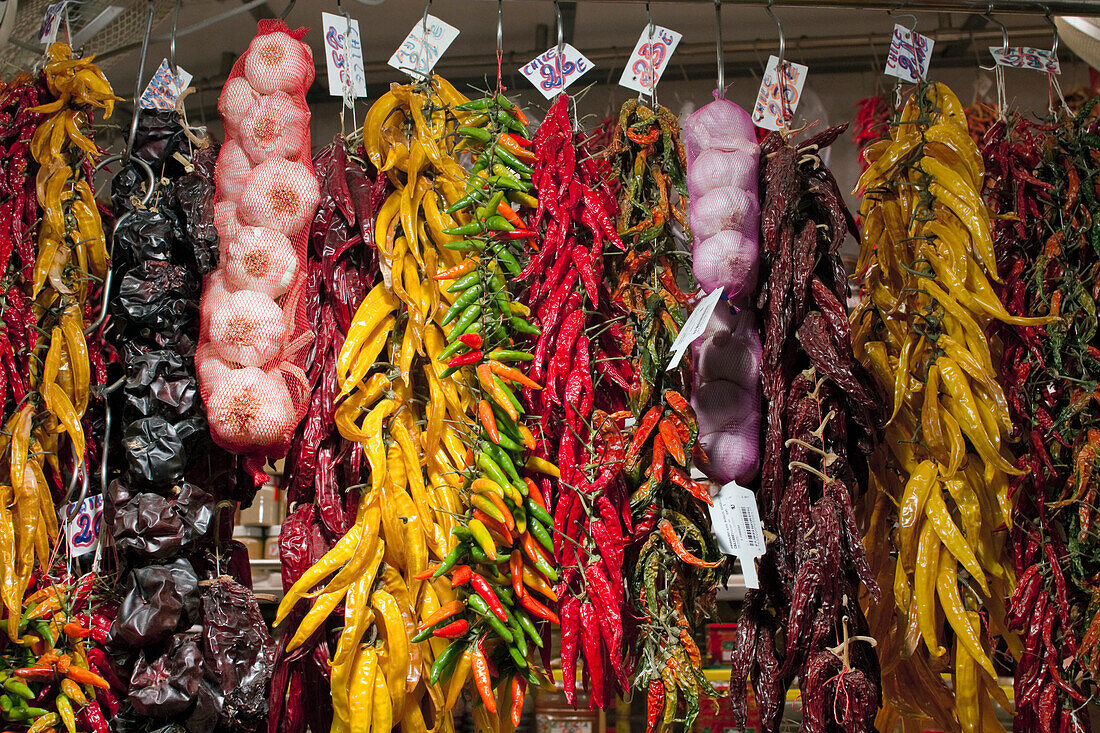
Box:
198, 20, 318, 481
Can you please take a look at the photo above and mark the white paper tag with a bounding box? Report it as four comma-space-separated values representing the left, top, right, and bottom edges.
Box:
885, 24, 934, 83
708, 481, 766, 588
139, 59, 192, 110
39, 2, 68, 44
520, 44, 594, 99
322, 12, 367, 101
618, 24, 682, 95
751, 56, 808, 131
62, 494, 103, 558
990, 46, 1060, 74
387, 14, 459, 78
666, 288, 723, 371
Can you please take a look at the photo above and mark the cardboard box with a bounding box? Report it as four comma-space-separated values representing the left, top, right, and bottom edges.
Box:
706, 624, 739, 665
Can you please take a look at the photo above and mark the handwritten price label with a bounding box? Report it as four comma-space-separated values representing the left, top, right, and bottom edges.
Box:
885, 24, 934, 83
990, 46, 1060, 74
322, 12, 367, 101
520, 44, 593, 99
751, 55, 808, 131
140, 58, 193, 110
387, 14, 459, 78
63, 494, 102, 558
618, 24, 682, 95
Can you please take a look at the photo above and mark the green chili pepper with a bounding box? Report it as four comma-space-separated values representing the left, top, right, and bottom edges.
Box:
455, 98, 495, 112
507, 642, 529, 669
495, 432, 525, 453
459, 125, 492, 143
525, 497, 554, 529
529, 516, 555, 555
489, 349, 534, 362
451, 525, 473, 541
528, 547, 558, 582
494, 147, 533, 176
438, 339, 469, 363
507, 190, 539, 209
4, 679, 33, 701
32, 621, 53, 649
468, 518, 499, 560
476, 451, 513, 490
433, 543, 467, 578
443, 239, 486, 252
469, 543, 490, 564
444, 189, 486, 214
484, 442, 522, 486
491, 374, 525, 417
514, 609, 544, 648
495, 93, 517, 110
510, 315, 540, 335
0, 695, 11, 713
442, 284, 484, 326
443, 221, 485, 237
493, 162, 530, 185
446, 303, 484, 343
447, 270, 481, 293
508, 614, 528, 657
468, 594, 514, 642
429, 641, 466, 685
485, 174, 530, 192
487, 240, 522, 276
476, 191, 505, 220
485, 215, 515, 232
7, 706, 48, 722
496, 110, 527, 134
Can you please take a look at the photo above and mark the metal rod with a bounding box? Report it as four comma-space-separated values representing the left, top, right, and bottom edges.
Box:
715, 0, 725, 97
500, 0, 1100, 15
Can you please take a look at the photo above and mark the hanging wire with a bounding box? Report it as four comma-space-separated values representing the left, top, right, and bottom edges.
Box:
765, 0, 788, 127
1044, 9, 1072, 117
714, 0, 725, 98
280, 0, 297, 20
124, 1, 156, 164
168, 0, 181, 77
337, 0, 357, 132
982, 4, 1010, 120
420, 0, 433, 79
496, 0, 504, 93
555, 0, 564, 58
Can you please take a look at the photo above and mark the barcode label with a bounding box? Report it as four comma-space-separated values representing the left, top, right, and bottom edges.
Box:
708, 480, 766, 588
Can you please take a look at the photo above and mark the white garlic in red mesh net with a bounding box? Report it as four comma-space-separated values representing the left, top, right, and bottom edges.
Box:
242, 31, 315, 95
218, 77, 259, 140
206, 366, 296, 449
223, 226, 298, 299
207, 289, 288, 367
214, 140, 253, 204
195, 341, 232, 388
238, 91, 310, 164
214, 201, 241, 244
238, 157, 320, 236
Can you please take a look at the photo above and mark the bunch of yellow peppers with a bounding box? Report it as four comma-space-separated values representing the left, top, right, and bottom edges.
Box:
853, 82, 1047, 732
276, 75, 499, 733
0, 44, 114, 641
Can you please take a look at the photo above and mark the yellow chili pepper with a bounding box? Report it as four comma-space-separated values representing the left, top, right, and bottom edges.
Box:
347, 645, 378, 733
914, 522, 944, 658
467, 518, 498, 561
935, 546, 997, 679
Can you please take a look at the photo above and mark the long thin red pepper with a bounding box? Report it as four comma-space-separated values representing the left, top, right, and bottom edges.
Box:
448, 349, 483, 368
433, 619, 470, 639
520, 593, 559, 624
470, 573, 508, 622
471, 641, 497, 713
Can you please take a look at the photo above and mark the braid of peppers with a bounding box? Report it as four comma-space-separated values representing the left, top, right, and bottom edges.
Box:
518, 95, 634, 708
853, 81, 1036, 731
983, 105, 1099, 731
604, 99, 723, 729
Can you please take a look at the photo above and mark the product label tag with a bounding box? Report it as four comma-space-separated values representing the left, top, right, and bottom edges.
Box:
322, 12, 367, 101
751, 55, 808, 131
618, 24, 681, 94
39, 2, 68, 44
140, 58, 193, 110
520, 44, 593, 99
990, 46, 1060, 74
62, 494, 103, 558
388, 14, 459, 78
708, 481, 766, 588
666, 288, 723, 371
885, 24, 934, 83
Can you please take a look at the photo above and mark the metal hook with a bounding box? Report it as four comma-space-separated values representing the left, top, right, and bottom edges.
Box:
124, 1, 156, 165
169, 0, 182, 78
280, 0, 296, 20
888, 9, 918, 33
336, 0, 357, 130
1045, 9, 1059, 59
645, 1, 656, 99
714, 0, 725, 98
983, 4, 1009, 51
422, 0, 432, 39
766, 0, 785, 71
497, 0, 503, 60
554, 0, 564, 59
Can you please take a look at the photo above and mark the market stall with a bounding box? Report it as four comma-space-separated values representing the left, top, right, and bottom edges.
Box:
0, 0, 1097, 731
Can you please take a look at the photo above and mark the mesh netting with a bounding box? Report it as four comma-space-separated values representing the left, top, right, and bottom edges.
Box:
198, 20, 317, 476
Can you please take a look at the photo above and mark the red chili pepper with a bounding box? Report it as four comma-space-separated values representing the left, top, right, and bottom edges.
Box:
413, 565, 438, 581
506, 132, 532, 149
625, 406, 662, 468
471, 641, 497, 713
646, 678, 664, 732
470, 574, 508, 622
434, 259, 477, 281
497, 229, 538, 240
417, 600, 465, 632
448, 349, 483, 368
510, 551, 526, 599
658, 519, 724, 568
451, 565, 473, 587
478, 399, 500, 444
433, 619, 470, 639
510, 677, 526, 726
459, 333, 484, 349
658, 415, 686, 465
520, 593, 559, 625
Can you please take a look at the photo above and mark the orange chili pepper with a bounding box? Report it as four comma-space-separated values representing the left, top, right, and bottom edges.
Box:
471, 641, 497, 713
434, 259, 477, 281
516, 423, 537, 450
478, 399, 501, 444
417, 600, 465, 632
498, 134, 536, 162
657, 519, 724, 568
524, 478, 546, 511
496, 201, 525, 229
473, 509, 513, 545
658, 416, 686, 465
509, 551, 526, 599
65, 667, 109, 690
477, 364, 518, 421
488, 360, 541, 390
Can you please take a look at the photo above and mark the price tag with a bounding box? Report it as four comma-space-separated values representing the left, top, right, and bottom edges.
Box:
322, 12, 367, 101
140, 59, 193, 110
39, 1, 68, 44
618, 24, 681, 95
62, 494, 103, 558
885, 24, 934, 83
520, 44, 593, 99
990, 46, 1060, 74
387, 14, 459, 78
666, 288, 723, 371
751, 55, 808, 131
708, 481, 766, 589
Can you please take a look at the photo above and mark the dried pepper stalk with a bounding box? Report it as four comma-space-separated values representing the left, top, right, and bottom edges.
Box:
733, 122, 881, 733
604, 99, 721, 728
